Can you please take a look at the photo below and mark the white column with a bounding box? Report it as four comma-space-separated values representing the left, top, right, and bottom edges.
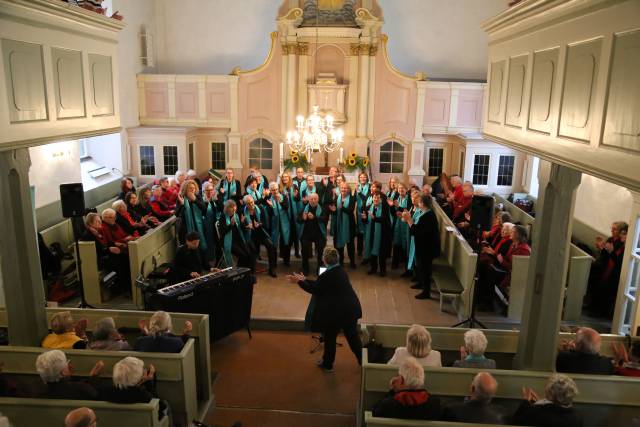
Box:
355, 45, 370, 155
197, 77, 206, 122
137, 76, 146, 121
167, 79, 176, 121
0, 149, 48, 345
286, 50, 297, 130
515, 162, 582, 371
448, 83, 459, 131
366, 52, 376, 138
227, 76, 242, 169
280, 44, 289, 136
408, 81, 427, 183
298, 50, 308, 118
347, 54, 359, 138
612, 191, 640, 335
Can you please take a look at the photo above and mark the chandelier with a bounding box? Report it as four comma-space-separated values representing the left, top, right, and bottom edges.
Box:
286, 106, 344, 158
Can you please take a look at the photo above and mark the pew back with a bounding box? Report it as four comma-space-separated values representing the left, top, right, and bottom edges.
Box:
364, 412, 511, 427
361, 348, 640, 427
432, 202, 477, 318
127, 217, 177, 308
0, 340, 197, 426
77, 241, 104, 307
0, 397, 169, 427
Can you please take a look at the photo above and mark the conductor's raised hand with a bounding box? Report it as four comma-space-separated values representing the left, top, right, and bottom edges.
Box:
286, 273, 306, 284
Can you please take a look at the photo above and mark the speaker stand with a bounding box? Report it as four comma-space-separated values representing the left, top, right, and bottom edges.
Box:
452, 227, 486, 329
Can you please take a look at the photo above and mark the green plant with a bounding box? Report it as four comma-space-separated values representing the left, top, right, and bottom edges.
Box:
343, 152, 369, 172
283, 152, 310, 171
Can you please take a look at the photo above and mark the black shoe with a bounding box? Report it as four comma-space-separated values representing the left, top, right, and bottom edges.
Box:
401, 270, 412, 278
268, 270, 277, 278
410, 283, 422, 290
316, 360, 334, 373
361, 259, 369, 266
379, 271, 386, 277
415, 291, 431, 300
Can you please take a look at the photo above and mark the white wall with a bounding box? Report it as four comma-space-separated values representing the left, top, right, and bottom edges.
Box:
28, 141, 82, 209
575, 174, 632, 234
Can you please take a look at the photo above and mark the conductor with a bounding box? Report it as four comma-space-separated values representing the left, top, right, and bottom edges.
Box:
287, 246, 363, 373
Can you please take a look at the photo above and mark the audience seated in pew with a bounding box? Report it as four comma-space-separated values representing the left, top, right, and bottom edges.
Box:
35, 350, 103, 400
150, 185, 175, 221
612, 342, 640, 377
388, 324, 442, 368
113, 199, 148, 237
101, 208, 138, 246
453, 329, 496, 369
372, 357, 442, 420
98, 357, 157, 404
443, 372, 506, 424
42, 312, 88, 350
512, 374, 582, 427
65, 407, 96, 427
125, 191, 159, 229
81, 212, 132, 291
88, 317, 131, 351
134, 311, 192, 353
483, 211, 513, 249
159, 176, 179, 210
556, 327, 614, 375
117, 177, 136, 201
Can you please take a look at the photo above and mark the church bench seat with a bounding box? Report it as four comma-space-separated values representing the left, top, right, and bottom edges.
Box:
364, 411, 513, 427
0, 307, 212, 421
0, 339, 200, 426
359, 348, 640, 427
0, 397, 168, 427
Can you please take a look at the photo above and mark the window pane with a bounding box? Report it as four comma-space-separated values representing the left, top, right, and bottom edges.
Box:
380, 152, 391, 163
248, 138, 272, 170
163, 146, 178, 175
497, 155, 515, 186
249, 148, 260, 159
140, 146, 155, 176
472, 155, 490, 186
262, 159, 273, 169
381, 142, 393, 152
391, 163, 403, 173
428, 148, 444, 177
211, 142, 226, 170
380, 163, 391, 173
392, 152, 404, 163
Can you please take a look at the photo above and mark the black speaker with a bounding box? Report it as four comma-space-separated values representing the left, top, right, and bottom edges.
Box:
470, 195, 494, 232
60, 183, 85, 218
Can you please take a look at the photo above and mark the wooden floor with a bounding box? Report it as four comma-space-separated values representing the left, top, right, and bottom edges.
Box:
251, 255, 458, 326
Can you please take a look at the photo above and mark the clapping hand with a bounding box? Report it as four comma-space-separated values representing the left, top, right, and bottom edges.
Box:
183, 321, 193, 335
75, 318, 88, 339
138, 319, 149, 336
521, 387, 539, 403
387, 198, 394, 206
266, 199, 273, 207
389, 375, 403, 392
253, 220, 260, 229
286, 272, 306, 284
604, 241, 614, 253
612, 342, 630, 366
190, 272, 200, 278
307, 212, 315, 220
459, 345, 468, 360
90, 360, 104, 377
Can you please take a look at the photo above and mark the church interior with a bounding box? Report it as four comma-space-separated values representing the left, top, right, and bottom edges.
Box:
0, 0, 639, 426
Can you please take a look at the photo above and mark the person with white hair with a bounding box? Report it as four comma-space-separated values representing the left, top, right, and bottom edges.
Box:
134, 311, 192, 353
216, 199, 255, 270
298, 192, 329, 275
99, 357, 157, 403
41, 311, 88, 350
263, 181, 292, 269
89, 317, 131, 351
443, 372, 506, 423
556, 327, 614, 375
513, 373, 582, 427
453, 329, 496, 369
372, 357, 442, 420
100, 208, 137, 246
173, 170, 187, 192
113, 199, 148, 237
287, 246, 362, 372
35, 350, 103, 400
242, 194, 277, 277
388, 325, 442, 367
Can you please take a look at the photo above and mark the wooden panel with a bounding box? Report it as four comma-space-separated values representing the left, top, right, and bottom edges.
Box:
144, 82, 169, 119
1, 39, 47, 122
206, 82, 230, 119
528, 48, 558, 134
487, 60, 505, 123
456, 89, 483, 127
88, 53, 114, 116
175, 82, 197, 119
423, 88, 451, 127
505, 55, 528, 127
51, 48, 85, 119
603, 29, 640, 153
558, 39, 601, 142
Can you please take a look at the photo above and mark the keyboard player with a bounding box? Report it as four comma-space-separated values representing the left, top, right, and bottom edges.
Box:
173, 231, 220, 283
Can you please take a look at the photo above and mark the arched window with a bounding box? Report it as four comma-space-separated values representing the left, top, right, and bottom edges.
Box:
248, 138, 273, 170
379, 141, 404, 174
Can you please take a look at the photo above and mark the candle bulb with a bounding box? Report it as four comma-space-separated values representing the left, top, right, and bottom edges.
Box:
339, 147, 344, 163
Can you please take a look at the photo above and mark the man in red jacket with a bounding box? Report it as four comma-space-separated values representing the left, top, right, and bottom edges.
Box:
452, 183, 474, 224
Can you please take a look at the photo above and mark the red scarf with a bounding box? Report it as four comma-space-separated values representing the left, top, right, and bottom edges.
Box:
394, 390, 430, 406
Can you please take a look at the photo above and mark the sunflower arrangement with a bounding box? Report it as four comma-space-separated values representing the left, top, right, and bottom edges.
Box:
283, 151, 310, 170
343, 152, 370, 172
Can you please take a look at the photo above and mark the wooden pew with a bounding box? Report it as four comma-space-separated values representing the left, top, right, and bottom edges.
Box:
0, 397, 169, 427
360, 323, 637, 366
431, 202, 477, 317
0, 307, 212, 420
364, 412, 511, 427
0, 340, 198, 426
360, 348, 640, 427
127, 217, 177, 309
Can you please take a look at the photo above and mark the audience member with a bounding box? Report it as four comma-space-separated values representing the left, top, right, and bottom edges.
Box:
158, 176, 178, 209
117, 177, 136, 201
512, 374, 582, 427
125, 191, 158, 228
35, 350, 102, 400
88, 317, 131, 351
372, 357, 441, 420
496, 224, 531, 290
99, 357, 157, 403
150, 185, 174, 221
101, 208, 136, 246
388, 324, 442, 367
612, 342, 640, 377
556, 327, 614, 375
483, 211, 512, 248
64, 407, 97, 427
443, 372, 506, 424
136, 188, 160, 224
134, 311, 192, 353
113, 199, 146, 237
42, 311, 88, 349
453, 329, 496, 369
431, 172, 450, 202
452, 182, 474, 224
